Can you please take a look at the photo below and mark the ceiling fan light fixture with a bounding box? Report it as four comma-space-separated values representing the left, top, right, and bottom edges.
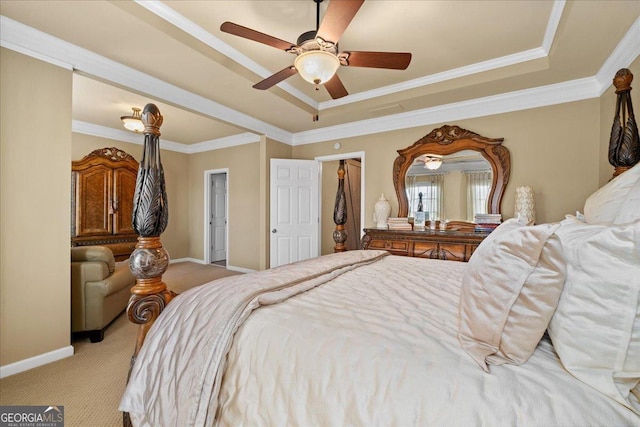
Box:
120, 107, 144, 133
294, 50, 340, 87
424, 156, 443, 170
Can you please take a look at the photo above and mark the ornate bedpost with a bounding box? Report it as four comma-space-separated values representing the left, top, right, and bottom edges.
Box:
333, 160, 347, 252
123, 104, 173, 426
126, 104, 173, 359
609, 68, 640, 177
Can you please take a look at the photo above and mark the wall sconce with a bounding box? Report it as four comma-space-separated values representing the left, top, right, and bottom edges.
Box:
121, 107, 144, 133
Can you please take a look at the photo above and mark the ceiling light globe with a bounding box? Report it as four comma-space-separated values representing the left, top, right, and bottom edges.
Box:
424, 159, 443, 170
121, 107, 145, 133
294, 50, 340, 85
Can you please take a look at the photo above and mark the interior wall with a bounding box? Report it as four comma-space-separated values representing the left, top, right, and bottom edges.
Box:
188, 142, 261, 270
71, 134, 190, 260
599, 56, 640, 185
293, 98, 606, 226
1, 49, 72, 366
442, 171, 465, 220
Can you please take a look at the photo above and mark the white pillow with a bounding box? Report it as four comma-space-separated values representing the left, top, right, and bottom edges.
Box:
615, 173, 640, 224
583, 163, 640, 224
458, 218, 566, 371
548, 217, 640, 414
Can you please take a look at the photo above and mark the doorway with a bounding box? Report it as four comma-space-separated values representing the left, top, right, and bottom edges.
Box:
204, 170, 228, 266
315, 151, 365, 255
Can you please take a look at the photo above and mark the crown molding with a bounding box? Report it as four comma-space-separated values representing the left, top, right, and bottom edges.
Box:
72, 120, 186, 151
0, 15, 293, 146
184, 132, 262, 153
144, 0, 567, 112
293, 77, 602, 146
135, 0, 317, 109
72, 121, 261, 153
3, 10, 639, 152
541, 0, 565, 54
595, 16, 640, 94
320, 1, 567, 110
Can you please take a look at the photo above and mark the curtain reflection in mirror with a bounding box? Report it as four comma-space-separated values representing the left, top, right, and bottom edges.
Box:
466, 171, 492, 220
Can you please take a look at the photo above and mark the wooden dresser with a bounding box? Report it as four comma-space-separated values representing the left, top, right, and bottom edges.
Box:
361, 228, 490, 262
71, 147, 139, 261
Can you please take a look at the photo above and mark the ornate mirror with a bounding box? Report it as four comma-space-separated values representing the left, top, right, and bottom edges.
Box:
393, 125, 511, 219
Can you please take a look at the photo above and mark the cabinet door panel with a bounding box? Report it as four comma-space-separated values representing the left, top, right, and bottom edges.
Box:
75, 166, 112, 237
113, 167, 137, 235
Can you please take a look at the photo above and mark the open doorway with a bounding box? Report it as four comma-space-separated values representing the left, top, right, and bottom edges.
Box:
204, 169, 228, 267
316, 152, 365, 255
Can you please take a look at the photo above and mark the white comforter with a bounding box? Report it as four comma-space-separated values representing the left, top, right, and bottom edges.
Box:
120, 251, 639, 426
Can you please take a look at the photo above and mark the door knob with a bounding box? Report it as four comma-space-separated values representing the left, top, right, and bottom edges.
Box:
272, 229, 277, 233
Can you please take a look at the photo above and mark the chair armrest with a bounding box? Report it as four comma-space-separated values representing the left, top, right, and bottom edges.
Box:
71, 246, 116, 273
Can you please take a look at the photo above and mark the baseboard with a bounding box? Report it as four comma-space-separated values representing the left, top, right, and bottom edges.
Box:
227, 265, 256, 274
0, 345, 74, 379
170, 257, 205, 264
170, 257, 256, 273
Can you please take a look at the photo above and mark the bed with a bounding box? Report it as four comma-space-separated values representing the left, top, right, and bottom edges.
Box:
119, 71, 640, 426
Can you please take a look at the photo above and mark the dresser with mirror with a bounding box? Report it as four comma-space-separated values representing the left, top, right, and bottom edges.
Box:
362, 125, 511, 261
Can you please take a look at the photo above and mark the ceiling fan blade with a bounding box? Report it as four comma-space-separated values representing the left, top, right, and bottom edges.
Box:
324, 74, 349, 99
316, 0, 365, 44
253, 67, 298, 90
343, 51, 412, 70
220, 22, 295, 51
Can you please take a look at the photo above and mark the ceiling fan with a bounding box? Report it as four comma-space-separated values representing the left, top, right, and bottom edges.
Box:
220, 0, 412, 99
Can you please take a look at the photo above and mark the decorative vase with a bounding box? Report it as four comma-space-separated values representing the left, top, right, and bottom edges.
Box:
515, 186, 536, 225
373, 193, 391, 228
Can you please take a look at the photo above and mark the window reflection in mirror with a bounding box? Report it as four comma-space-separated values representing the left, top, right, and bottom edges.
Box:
405, 150, 492, 221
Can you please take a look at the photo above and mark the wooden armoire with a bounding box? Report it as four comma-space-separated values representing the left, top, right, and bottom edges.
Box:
71, 147, 139, 261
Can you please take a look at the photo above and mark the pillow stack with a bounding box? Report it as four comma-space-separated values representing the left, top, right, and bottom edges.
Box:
458, 163, 640, 413
458, 217, 566, 371
548, 163, 640, 414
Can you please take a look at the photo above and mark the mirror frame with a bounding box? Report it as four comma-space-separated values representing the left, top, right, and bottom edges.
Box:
393, 125, 511, 217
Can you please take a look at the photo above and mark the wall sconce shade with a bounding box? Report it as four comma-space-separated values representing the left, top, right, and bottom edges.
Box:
121, 107, 144, 133
294, 50, 340, 86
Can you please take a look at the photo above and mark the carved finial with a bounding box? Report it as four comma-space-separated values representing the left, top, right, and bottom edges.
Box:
142, 103, 163, 136
613, 68, 633, 94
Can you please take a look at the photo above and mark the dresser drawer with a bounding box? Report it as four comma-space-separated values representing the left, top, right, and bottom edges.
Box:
438, 243, 467, 262
413, 241, 439, 259
368, 238, 410, 256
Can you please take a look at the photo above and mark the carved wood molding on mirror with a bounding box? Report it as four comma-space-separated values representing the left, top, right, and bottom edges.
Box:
393, 125, 511, 217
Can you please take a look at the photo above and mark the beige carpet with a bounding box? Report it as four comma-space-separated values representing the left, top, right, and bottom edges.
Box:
0, 262, 241, 427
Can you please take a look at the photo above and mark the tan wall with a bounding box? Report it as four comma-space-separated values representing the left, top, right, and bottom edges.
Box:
599, 57, 640, 185
294, 98, 610, 227
442, 171, 466, 220
188, 142, 262, 270
71, 134, 190, 259
1, 49, 72, 366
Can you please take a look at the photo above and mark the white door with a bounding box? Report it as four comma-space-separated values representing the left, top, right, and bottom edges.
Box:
210, 173, 227, 263
270, 159, 319, 268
